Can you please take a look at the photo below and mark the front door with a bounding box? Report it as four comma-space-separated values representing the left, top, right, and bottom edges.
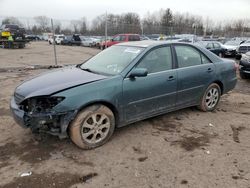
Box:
122, 46, 177, 122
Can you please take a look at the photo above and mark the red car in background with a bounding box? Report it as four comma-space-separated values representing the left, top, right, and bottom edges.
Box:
100, 34, 140, 49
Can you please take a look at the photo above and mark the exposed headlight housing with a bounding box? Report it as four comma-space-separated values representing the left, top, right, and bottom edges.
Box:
22, 96, 65, 114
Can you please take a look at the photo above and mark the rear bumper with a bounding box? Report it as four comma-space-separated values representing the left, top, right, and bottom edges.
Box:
223, 76, 237, 94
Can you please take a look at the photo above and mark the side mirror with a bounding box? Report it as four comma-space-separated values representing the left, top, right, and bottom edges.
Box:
129, 68, 148, 78
206, 47, 211, 50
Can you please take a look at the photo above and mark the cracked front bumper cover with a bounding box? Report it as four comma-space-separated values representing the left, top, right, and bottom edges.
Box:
10, 96, 77, 138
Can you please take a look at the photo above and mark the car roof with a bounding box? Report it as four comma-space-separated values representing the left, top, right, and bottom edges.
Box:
116, 40, 188, 48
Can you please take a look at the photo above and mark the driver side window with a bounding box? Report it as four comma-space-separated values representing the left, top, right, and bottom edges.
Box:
136, 46, 172, 74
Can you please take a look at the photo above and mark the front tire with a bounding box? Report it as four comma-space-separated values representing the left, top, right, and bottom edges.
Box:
198, 83, 221, 112
69, 105, 115, 149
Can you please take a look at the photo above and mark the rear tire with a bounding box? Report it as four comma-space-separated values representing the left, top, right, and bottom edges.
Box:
198, 83, 221, 112
70, 105, 115, 149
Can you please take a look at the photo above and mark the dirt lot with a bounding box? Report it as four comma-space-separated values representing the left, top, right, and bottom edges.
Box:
0, 42, 250, 188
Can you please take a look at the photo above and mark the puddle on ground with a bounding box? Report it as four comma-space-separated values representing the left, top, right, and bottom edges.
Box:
151, 118, 182, 132
169, 130, 217, 151
230, 125, 245, 143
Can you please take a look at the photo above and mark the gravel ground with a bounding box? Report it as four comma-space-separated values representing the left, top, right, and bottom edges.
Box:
0, 42, 250, 188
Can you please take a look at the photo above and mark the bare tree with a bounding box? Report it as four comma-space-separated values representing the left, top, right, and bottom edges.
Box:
71, 20, 81, 33
204, 17, 213, 36
54, 20, 62, 34
2, 17, 23, 26
80, 17, 87, 35
160, 8, 173, 34
34, 16, 50, 32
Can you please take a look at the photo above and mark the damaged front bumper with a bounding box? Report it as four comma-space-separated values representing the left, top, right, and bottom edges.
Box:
10, 96, 77, 138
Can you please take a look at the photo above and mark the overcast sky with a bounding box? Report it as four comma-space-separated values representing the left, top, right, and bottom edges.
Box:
0, 0, 249, 23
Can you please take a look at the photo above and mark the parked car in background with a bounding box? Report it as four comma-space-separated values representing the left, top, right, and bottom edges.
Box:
100, 34, 140, 49
236, 40, 250, 59
25, 35, 41, 41
146, 34, 166, 40
140, 35, 150, 40
223, 40, 243, 57
239, 51, 250, 79
91, 37, 102, 47
61, 35, 81, 46
10, 41, 237, 149
161, 37, 181, 42
48, 34, 65, 45
196, 41, 226, 57
80, 37, 95, 47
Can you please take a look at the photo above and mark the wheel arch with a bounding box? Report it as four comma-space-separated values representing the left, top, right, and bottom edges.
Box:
212, 80, 224, 95
77, 100, 120, 126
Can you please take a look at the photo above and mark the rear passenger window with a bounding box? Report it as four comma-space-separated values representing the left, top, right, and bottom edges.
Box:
137, 46, 172, 73
201, 54, 211, 64
206, 43, 213, 49
175, 46, 202, 68
213, 43, 220, 48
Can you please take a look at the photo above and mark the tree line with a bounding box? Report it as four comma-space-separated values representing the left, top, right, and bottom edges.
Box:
1, 8, 250, 37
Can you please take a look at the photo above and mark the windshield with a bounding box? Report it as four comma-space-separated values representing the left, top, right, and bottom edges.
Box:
80, 45, 144, 75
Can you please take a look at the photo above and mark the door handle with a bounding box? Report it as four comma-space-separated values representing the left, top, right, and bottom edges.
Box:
167, 75, 175, 81
207, 68, 213, 73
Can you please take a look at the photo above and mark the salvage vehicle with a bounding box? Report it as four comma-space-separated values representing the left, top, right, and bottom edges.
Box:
223, 40, 243, 57
236, 40, 250, 60
239, 51, 250, 79
195, 41, 226, 57
10, 41, 237, 149
61, 35, 82, 46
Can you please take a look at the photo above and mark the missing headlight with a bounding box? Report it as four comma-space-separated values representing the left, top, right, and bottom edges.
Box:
23, 96, 65, 114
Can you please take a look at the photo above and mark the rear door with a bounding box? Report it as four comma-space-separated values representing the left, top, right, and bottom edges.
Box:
213, 42, 223, 56
122, 46, 177, 122
174, 44, 216, 107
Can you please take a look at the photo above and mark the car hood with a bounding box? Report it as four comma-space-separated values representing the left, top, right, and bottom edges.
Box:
240, 43, 250, 47
222, 45, 237, 50
15, 66, 107, 99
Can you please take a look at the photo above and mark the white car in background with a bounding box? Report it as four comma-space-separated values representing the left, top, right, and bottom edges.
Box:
48, 34, 65, 45
80, 36, 95, 47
